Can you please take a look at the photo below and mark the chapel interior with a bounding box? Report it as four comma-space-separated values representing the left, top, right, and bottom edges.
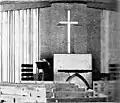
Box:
0, 0, 120, 103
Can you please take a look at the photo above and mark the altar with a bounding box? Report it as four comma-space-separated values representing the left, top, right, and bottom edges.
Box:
54, 54, 92, 89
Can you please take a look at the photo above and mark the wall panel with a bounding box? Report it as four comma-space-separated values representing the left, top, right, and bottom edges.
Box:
15, 10, 20, 83
0, 12, 2, 82
0, 8, 40, 83
2, 11, 8, 82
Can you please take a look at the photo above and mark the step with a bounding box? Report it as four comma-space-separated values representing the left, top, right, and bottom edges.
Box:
45, 83, 79, 92
46, 92, 53, 98
54, 87, 85, 92
0, 83, 46, 103
55, 83, 77, 88
47, 97, 107, 102
54, 91, 94, 98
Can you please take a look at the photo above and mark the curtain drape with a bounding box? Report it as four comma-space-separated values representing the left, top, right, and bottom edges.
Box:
0, 8, 40, 83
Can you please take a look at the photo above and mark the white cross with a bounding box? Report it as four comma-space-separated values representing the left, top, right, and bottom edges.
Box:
59, 10, 78, 54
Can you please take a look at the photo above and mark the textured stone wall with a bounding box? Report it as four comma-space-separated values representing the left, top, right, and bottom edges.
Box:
39, 3, 102, 79
86, 8, 101, 73
109, 11, 120, 64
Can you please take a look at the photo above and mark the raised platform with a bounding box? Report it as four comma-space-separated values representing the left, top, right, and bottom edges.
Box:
0, 81, 109, 103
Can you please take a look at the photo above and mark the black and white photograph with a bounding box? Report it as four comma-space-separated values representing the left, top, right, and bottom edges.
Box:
0, 0, 119, 102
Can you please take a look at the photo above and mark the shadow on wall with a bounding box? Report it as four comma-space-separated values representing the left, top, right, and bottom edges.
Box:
43, 58, 54, 81
92, 58, 101, 81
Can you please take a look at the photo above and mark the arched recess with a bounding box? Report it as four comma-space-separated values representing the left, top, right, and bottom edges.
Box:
66, 73, 91, 89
